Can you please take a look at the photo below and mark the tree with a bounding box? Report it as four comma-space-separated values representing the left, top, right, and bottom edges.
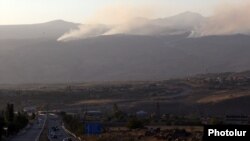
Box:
4, 103, 15, 135
127, 118, 144, 129
3, 104, 28, 135
31, 113, 36, 120
112, 104, 125, 121
113, 103, 119, 114
0, 115, 4, 141
4, 103, 14, 123
14, 112, 28, 131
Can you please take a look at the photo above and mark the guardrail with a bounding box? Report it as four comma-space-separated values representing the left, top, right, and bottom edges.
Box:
35, 114, 48, 141
62, 123, 81, 141
47, 134, 52, 141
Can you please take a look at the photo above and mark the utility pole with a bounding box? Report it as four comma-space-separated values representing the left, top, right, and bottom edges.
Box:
156, 102, 160, 120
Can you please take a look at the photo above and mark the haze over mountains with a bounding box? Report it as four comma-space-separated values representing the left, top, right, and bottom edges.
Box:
0, 20, 79, 40
57, 11, 205, 41
1, 12, 250, 84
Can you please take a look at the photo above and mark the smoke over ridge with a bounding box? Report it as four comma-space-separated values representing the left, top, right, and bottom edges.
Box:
58, 2, 250, 41
190, 2, 250, 37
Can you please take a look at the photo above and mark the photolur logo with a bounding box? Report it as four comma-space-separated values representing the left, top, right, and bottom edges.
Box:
203, 125, 250, 141
208, 129, 247, 137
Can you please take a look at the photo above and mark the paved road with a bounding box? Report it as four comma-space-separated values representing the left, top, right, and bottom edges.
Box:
47, 114, 78, 141
10, 115, 46, 141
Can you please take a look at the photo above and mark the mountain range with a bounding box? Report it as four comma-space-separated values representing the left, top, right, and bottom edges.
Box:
0, 12, 250, 83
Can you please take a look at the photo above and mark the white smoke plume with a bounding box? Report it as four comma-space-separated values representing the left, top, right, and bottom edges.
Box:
191, 2, 250, 37
57, 24, 110, 42
57, 5, 153, 42
58, 1, 250, 41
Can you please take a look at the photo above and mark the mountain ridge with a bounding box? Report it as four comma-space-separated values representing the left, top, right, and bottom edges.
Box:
0, 33, 250, 83
0, 12, 250, 83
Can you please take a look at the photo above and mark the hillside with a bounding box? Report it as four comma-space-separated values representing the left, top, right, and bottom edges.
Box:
1, 33, 250, 83
0, 13, 250, 83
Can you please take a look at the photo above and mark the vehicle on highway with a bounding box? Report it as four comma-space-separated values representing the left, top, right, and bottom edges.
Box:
51, 126, 60, 131
49, 130, 58, 139
51, 134, 58, 139
62, 137, 72, 141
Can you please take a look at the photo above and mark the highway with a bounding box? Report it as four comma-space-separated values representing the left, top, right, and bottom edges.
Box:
10, 113, 78, 141
10, 114, 46, 141
47, 114, 78, 141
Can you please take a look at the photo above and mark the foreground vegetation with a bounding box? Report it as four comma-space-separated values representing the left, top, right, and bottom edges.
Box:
0, 103, 29, 141
60, 112, 84, 137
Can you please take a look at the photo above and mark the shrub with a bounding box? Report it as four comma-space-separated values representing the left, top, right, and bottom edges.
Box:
126, 118, 144, 129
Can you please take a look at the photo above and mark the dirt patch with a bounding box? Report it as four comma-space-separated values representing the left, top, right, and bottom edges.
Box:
197, 91, 250, 104
70, 99, 123, 106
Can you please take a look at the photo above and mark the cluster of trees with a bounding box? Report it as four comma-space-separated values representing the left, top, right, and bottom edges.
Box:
0, 103, 29, 140
60, 112, 83, 137
112, 104, 126, 121
0, 116, 3, 141
112, 104, 145, 129
59, 103, 147, 139
126, 118, 144, 129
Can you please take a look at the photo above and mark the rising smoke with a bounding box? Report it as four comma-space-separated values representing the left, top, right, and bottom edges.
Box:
191, 2, 250, 37
58, 2, 250, 41
57, 5, 153, 42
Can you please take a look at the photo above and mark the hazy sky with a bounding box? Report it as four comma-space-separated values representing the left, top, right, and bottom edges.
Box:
0, 0, 246, 25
